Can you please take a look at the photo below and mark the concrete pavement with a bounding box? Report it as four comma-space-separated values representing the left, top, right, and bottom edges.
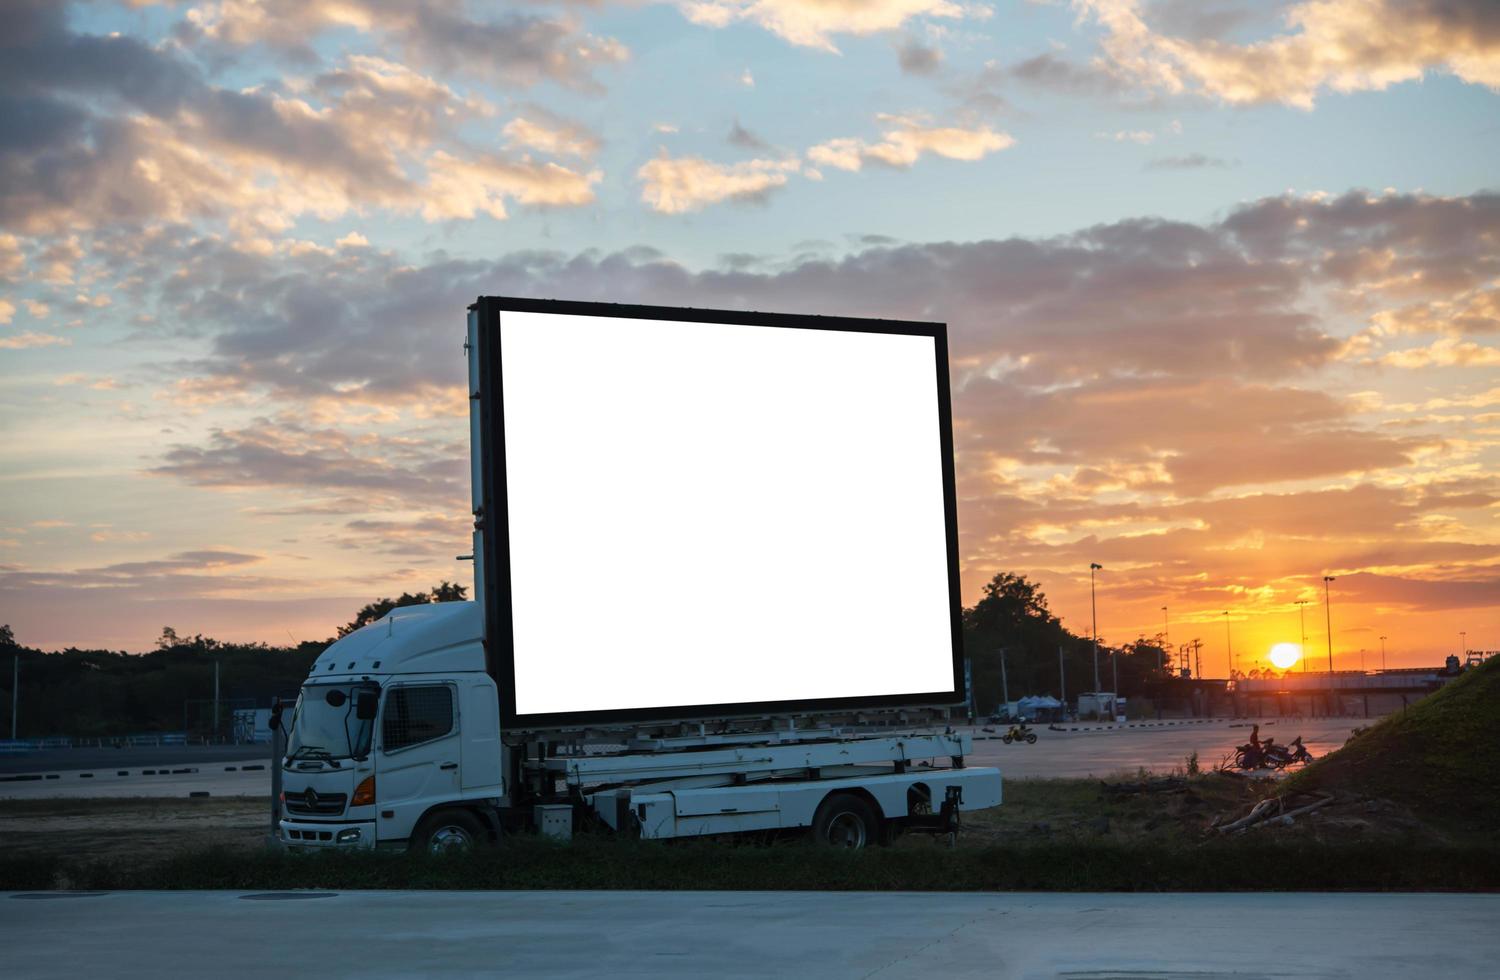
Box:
5, 890, 1495, 978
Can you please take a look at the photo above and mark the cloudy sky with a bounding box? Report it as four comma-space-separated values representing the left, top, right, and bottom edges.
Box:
1, 0, 1497, 671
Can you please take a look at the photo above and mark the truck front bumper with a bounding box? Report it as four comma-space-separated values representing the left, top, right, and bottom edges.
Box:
278, 817, 377, 850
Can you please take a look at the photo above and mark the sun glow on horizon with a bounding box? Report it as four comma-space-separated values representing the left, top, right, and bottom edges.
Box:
1268, 642, 1302, 670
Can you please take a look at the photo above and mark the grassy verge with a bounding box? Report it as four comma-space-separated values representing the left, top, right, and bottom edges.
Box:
4, 835, 1497, 893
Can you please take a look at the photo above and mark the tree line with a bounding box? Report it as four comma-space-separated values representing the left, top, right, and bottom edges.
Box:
0, 583, 468, 739
0, 573, 1173, 737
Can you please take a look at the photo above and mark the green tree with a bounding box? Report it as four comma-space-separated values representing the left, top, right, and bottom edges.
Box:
337, 581, 469, 637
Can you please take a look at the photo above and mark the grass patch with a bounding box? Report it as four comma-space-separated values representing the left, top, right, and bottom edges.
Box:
3, 835, 1497, 893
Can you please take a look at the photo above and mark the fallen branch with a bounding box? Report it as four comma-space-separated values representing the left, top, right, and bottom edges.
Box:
1278, 793, 1336, 822
1218, 797, 1280, 834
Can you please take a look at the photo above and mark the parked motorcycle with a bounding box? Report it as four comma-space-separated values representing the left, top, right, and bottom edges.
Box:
1233, 734, 1314, 770
1001, 724, 1038, 745
1264, 736, 1314, 768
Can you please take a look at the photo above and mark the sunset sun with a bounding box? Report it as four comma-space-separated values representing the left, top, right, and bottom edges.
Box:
1268, 643, 1302, 671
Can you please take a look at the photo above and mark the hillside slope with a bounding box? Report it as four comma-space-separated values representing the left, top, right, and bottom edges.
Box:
1289, 656, 1500, 830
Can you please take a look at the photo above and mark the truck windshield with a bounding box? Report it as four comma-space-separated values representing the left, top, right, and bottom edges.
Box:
286, 683, 376, 762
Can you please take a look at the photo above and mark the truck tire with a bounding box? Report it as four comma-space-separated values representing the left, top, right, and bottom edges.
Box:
810, 793, 880, 849
410, 808, 487, 855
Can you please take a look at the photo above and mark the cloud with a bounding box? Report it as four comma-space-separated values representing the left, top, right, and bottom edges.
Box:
728, 119, 772, 151
1098, 129, 1157, 144
808, 116, 1014, 171
637, 153, 800, 213
152, 417, 466, 508
0, 233, 22, 280
898, 38, 944, 75
503, 113, 601, 160
135, 190, 1497, 426
0, 330, 70, 349
1373, 288, 1500, 337
1005, 51, 1133, 96
0, 4, 601, 236
422, 151, 601, 221
1380, 338, 1500, 368
181, 0, 627, 91
677, 0, 969, 53
1076, 0, 1500, 108
1147, 153, 1237, 170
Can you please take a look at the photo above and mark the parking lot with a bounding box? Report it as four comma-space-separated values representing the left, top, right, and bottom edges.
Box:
0, 716, 1371, 801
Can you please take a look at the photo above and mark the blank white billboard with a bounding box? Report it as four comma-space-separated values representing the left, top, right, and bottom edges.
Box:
493, 305, 958, 721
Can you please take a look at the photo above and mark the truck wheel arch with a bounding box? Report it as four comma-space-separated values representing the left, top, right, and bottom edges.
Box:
906, 782, 933, 817
409, 803, 498, 851
809, 789, 886, 848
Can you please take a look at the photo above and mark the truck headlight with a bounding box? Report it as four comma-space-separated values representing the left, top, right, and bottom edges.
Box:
351, 775, 376, 806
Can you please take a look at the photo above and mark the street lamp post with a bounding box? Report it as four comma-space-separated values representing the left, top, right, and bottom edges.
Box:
1324, 575, 1337, 716
1379, 635, 1387, 672
1461, 631, 1467, 658
1296, 600, 1309, 672
1323, 577, 1336, 672
1090, 563, 1102, 692
1223, 611, 1233, 678
1161, 605, 1169, 673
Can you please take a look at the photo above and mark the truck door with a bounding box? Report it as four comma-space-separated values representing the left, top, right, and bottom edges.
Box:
461, 677, 503, 793
376, 682, 461, 840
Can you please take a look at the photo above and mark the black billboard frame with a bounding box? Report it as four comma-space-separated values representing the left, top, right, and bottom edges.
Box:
471, 296, 965, 731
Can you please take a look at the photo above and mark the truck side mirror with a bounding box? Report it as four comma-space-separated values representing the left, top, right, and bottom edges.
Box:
356, 691, 378, 721
268, 699, 284, 734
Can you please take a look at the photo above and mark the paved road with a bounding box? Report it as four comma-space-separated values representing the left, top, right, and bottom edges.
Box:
0, 718, 1370, 799
962, 717, 1367, 779
0, 759, 270, 799
5, 890, 1494, 978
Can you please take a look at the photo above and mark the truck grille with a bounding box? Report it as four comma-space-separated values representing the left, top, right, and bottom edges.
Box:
284, 789, 347, 816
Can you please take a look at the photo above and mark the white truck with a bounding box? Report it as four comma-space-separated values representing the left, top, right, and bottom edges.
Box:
275, 298, 1001, 852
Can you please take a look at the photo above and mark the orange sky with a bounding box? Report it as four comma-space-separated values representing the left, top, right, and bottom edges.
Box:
1, 1, 1497, 661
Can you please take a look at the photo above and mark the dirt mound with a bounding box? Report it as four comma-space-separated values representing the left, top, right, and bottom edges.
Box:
1287, 656, 1500, 830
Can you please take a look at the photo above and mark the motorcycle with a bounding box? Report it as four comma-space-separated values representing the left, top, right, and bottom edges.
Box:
1001, 724, 1038, 745
1264, 736, 1314, 769
1233, 735, 1314, 770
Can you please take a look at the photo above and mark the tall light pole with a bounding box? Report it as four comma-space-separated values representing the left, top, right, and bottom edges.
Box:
1461, 631, 1467, 657
9, 655, 16, 741
1324, 576, 1338, 718
1090, 563, 1102, 692
1161, 605, 1169, 673
1323, 575, 1336, 674
1379, 635, 1387, 672
1295, 600, 1309, 672
1223, 611, 1233, 678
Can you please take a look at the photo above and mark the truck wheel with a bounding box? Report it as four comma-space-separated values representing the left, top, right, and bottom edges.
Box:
810, 793, 880, 849
410, 809, 486, 855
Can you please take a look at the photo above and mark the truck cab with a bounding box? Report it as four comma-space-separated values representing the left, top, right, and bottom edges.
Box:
279, 600, 503, 851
